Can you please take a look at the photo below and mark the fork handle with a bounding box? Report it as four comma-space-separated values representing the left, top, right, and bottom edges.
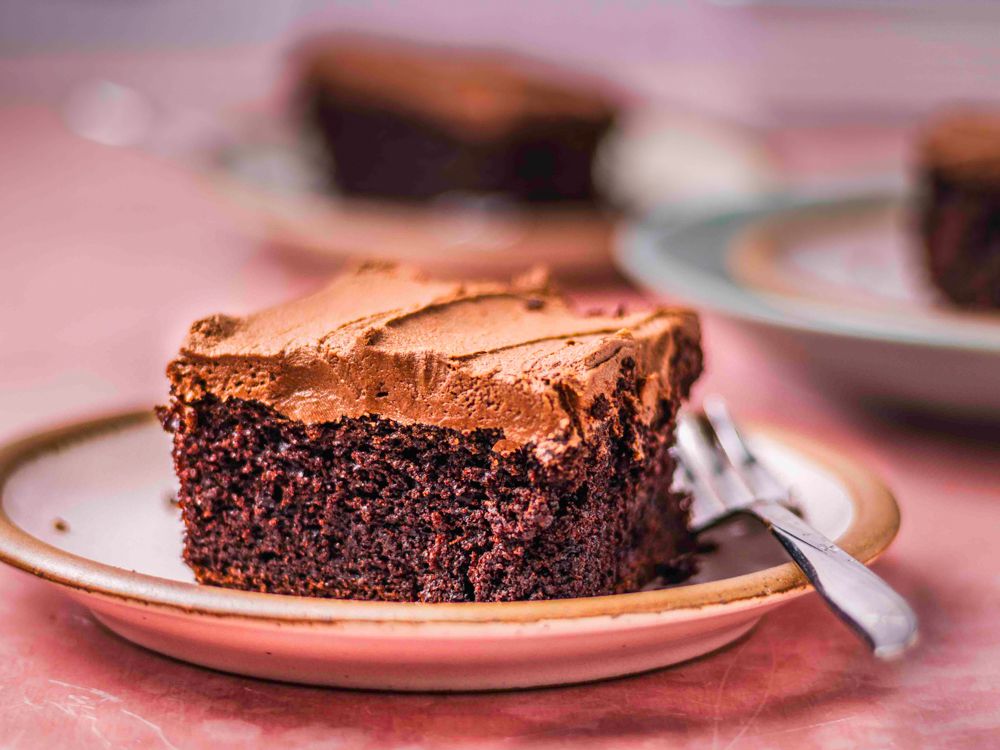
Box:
747, 500, 918, 659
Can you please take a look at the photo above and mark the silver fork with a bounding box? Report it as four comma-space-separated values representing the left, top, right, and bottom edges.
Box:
676, 395, 918, 659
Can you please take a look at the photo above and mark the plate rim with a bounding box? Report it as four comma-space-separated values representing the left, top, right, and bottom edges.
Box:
201, 137, 617, 271
0, 409, 899, 626
615, 187, 1000, 355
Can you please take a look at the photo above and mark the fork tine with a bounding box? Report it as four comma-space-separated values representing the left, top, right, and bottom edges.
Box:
703, 395, 788, 503
674, 449, 722, 531
702, 395, 754, 466
675, 418, 729, 528
676, 413, 753, 512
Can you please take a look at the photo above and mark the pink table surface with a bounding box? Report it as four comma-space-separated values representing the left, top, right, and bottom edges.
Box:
1, 106, 998, 750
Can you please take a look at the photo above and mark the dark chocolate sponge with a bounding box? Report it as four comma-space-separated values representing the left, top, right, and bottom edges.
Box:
159, 376, 695, 602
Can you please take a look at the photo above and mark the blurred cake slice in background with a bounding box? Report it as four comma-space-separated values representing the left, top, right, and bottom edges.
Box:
294, 34, 620, 206
206, 35, 778, 276
917, 111, 1000, 311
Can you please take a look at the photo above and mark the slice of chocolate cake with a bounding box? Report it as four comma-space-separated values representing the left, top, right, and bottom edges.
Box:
159, 264, 701, 602
917, 111, 1000, 310
295, 35, 618, 205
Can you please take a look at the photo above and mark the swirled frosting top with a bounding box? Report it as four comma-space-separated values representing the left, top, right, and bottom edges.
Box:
167, 264, 700, 454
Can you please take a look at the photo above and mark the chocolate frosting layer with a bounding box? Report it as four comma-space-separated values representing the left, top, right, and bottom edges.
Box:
168, 264, 701, 455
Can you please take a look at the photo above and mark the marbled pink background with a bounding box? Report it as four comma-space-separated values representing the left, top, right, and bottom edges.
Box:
1, 13, 999, 747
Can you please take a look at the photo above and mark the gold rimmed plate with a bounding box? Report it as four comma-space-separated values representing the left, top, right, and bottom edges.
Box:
0, 410, 899, 690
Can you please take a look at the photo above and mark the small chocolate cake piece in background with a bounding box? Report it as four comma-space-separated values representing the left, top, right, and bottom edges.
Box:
159, 264, 702, 602
917, 111, 1000, 310
295, 35, 619, 204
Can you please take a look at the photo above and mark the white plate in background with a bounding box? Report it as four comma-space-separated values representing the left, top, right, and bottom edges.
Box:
617, 187, 1000, 419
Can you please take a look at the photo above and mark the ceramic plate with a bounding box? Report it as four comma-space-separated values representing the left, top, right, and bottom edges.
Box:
617, 186, 1000, 419
0, 411, 899, 691
195, 109, 772, 277
201, 117, 614, 276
